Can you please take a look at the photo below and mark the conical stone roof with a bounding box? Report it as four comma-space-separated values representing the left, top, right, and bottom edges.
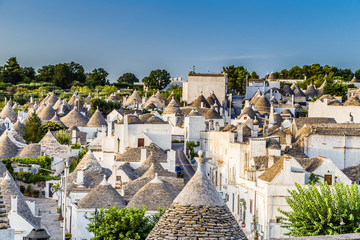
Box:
282, 84, 294, 96
190, 94, 210, 108
204, 107, 222, 119
67, 150, 112, 193
155, 91, 166, 105
292, 84, 306, 97
0, 103, 17, 123
68, 93, 77, 106
350, 76, 358, 83
86, 109, 107, 127
0, 172, 41, 228
127, 174, 179, 211
188, 109, 201, 116
166, 92, 180, 106
344, 96, 360, 106
124, 90, 142, 107
162, 98, 183, 115
37, 104, 56, 121
53, 98, 62, 111
77, 176, 126, 208
46, 92, 58, 106
143, 94, 165, 109
17, 143, 41, 159
49, 112, 66, 128
13, 120, 25, 136
0, 131, 19, 159
146, 151, 247, 239
254, 94, 271, 114
61, 107, 88, 128
306, 84, 318, 98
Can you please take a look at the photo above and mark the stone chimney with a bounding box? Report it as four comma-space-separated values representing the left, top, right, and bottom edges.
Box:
283, 157, 291, 173
77, 170, 84, 186
286, 132, 292, 146
237, 124, 243, 143
268, 156, 275, 168
140, 149, 147, 163
11, 195, 17, 213
72, 130, 77, 144
291, 94, 294, 107
214, 122, 220, 131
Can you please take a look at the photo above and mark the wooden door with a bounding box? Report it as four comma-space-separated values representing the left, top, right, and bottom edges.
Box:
324, 175, 332, 185
137, 138, 144, 147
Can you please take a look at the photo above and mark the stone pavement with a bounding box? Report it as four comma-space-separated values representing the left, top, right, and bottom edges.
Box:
27, 197, 62, 240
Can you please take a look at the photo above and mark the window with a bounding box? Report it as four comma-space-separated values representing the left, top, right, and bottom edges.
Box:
138, 138, 145, 147
250, 199, 253, 214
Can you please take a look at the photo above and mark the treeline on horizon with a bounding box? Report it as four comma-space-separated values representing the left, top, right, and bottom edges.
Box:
0, 57, 172, 91
1, 57, 359, 93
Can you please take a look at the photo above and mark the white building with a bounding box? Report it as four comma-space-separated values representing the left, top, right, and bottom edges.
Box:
199, 126, 351, 239
182, 72, 227, 105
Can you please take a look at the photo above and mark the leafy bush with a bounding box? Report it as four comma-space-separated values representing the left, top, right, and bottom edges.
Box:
87, 206, 165, 240
54, 130, 71, 145
40, 122, 65, 136
71, 142, 81, 149
279, 182, 360, 237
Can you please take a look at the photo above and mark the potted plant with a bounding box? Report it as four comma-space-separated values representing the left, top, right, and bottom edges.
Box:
65, 232, 72, 240
33, 190, 40, 198
58, 216, 63, 221
252, 215, 260, 240
24, 185, 32, 197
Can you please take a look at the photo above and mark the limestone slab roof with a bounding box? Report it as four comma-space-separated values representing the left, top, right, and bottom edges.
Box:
118, 163, 138, 181
135, 153, 176, 178
344, 96, 360, 106
165, 92, 180, 106
53, 98, 62, 111
124, 90, 142, 107
49, 113, 66, 128
282, 84, 294, 96
293, 117, 337, 130
238, 106, 257, 120
37, 104, 56, 122
342, 164, 360, 182
122, 176, 184, 200
39, 131, 69, 159
305, 84, 318, 98
304, 156, 325, 172
16, 143, 41, 159
67, 150, 112, 194
258, 155, 288, 182
221, 123, 237, 133
162, 98, 183, 115
350, 76, 358, 83
9, 129, 26, 145
203, 107, 222, 119
147, 153, 247, 240
0, 131, 19, 159
254, 95, 271, 114
116, 143, 167, 163
143, 94, 165, 109
0, 103, 17, 123
0, 172, 41, 228
86, 109, 107, 127
77, 177, 126, 209
61, 107, 88, 128
190, 94, 210, 108
127, 174, 179, 211
13, 120, 25, 136
46, 92, 58, 106
118, 114, 143, 124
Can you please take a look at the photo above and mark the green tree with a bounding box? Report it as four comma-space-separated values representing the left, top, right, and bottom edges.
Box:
323, 82, 348, 101
53, 64, 72, 89
37, 65, 55, 82
68, 61, 86, 84
0, 57, 22, 84
117, 72, 139, 84
250, 71, 259, 79
54, 129, 71, 145
222, 65, 250, 94
355, 69, 360, 80
40, 121, 65, 137
21, 67, 36, 83
142, 69, 171, 90
279, 182, 360, 237
90, 98, 121, 115
86, 68, 109, 88
24, 112, 43, 143
87, 206, 165, 240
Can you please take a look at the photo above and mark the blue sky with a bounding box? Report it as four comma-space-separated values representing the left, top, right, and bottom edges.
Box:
0, 0, 359, 82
